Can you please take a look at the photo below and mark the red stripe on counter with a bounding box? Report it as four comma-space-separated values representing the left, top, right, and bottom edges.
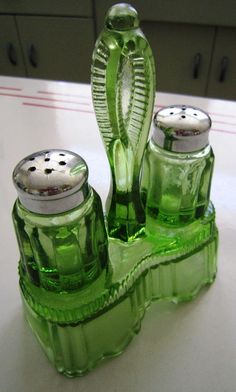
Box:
154, 105, 164, 109
206, 111, 236, 119
22, 102, 93, 113
212, 120, 236, 126
37, 90, 90, 99
33, 96, 236, 121
22, 102, 236, 135
0, 86, 22, 91
34, 93, 236, 120
0, 92, 90, 105
212, 128, 236, 135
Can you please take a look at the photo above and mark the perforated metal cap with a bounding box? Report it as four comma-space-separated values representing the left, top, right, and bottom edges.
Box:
13, 149, 89, 214
153, 105, 212, 152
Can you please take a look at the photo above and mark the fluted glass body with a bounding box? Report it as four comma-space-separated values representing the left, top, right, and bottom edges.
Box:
141, 139, 214, 226
12, 188, 108, 292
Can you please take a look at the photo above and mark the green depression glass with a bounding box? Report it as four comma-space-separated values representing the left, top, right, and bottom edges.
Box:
91, 3, 156, 241
11, 4, 218, 378
18, 205, 217, 377
141, 105, 215, 228
142, 141, 214, 227
12, 150, 108, 293
13, 195, 108, 292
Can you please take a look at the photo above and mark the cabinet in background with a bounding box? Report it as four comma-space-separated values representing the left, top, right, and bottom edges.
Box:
0, 0, 92, 17
0, 15, 26, 77
0, 1, 235, 100
142, 22, 215, 97
94, 0, 236, 100
207, 27, 236, 101
94, 0, 236, 31
16, 16, 94, 83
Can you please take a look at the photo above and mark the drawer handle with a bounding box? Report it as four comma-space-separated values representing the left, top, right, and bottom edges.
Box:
192, 53, 202, 79
28, 44, 38, 68
7, 43, 17, 66
219, 56, 229, 83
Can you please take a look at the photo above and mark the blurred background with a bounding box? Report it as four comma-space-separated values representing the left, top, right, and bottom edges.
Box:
0, 0, 235, 100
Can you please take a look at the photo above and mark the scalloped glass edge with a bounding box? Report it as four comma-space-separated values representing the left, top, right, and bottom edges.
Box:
19, 205, 218, 377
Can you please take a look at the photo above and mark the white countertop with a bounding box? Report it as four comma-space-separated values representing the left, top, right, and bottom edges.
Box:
0, 76, 236, 392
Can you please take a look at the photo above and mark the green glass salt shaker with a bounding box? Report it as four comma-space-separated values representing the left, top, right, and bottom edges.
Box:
141, 105, 214, 227
12, 149, 108, 292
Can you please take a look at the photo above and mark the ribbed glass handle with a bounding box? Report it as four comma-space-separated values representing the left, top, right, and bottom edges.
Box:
91, 3, 156, 241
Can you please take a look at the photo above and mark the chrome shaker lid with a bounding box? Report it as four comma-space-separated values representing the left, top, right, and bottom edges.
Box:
153, 105, 212, 152
13, 149, 89, 214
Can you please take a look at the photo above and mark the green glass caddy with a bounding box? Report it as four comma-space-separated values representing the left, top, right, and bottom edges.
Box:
12, 3, 218, 377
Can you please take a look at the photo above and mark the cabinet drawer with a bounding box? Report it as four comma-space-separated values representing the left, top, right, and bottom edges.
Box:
207, 27, 236, 100
0, 16, 26, 77
0, 1, 93, 17
142, 22, 215, 96
16, 16, 94, 83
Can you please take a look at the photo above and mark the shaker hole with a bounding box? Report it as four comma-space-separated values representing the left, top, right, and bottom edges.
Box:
59, 153, 65, 156
59, 161, 66, 166
181, 115, 186, 119
45, 168, 53, 174
28, 166, 36, 172
29, 157, 35, 161
170, 112, 174, 115
194, 113, 198, 116
44, 158, 50, 162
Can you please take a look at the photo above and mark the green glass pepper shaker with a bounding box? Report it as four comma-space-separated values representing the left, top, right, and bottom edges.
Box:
141, 105, 214, 227
92, 3, 156, 241
12, 149, 108, 292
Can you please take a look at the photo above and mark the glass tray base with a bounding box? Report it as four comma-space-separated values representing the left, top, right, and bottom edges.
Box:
19, 205, 218, 377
